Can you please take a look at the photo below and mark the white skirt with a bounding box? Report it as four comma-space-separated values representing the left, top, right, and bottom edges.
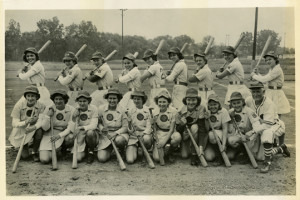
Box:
39, 129, 65, 151
265, 89, 290, 114
119, 91, 135, 111
9, 127, 35, 148
171, 85, 187, 111
90, 89, 109, 108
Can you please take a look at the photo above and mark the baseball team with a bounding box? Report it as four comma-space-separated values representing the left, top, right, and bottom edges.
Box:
9, 40, 291, 174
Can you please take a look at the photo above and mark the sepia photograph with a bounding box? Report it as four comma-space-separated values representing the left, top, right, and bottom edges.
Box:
1, 0, 298, 198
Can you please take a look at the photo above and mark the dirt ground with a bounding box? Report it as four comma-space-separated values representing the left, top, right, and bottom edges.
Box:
4, 61, 296, 196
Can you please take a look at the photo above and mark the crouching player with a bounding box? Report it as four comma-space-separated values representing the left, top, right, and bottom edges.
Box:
38, 90, 75, 164
70, 91, 99, 163
9, 85, 45, 161
97, 88, 129, 163
245, 81, 290, 173
152, 91, 181, 163
126, 91, 153, 164
204, 94, 231, 166
175, 88, 207, 166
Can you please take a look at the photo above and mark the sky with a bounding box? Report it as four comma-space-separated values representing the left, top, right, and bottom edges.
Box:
5, 7, 295, 48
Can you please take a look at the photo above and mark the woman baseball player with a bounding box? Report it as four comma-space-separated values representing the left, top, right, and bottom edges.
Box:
189, 52, 215, 107
215, 46, 251, 105
85, 51, 113, 107
116, 53, 141, 111
165, 47, 188, 111
250, 51, 290, 146
140, 49, 169, 109
57, 51, 84, 106
204, 94, 231, 166
9, 85, 45, 161
97, 88, 129, 163
38, 90, 75, 164
245, 81, 290, 173
226, 92, 265, 164
126, 91, 153, 164
152, 90, 181, 163
70, 91, 99, 163
17, 47, 52, 105
175, 88, 207, 166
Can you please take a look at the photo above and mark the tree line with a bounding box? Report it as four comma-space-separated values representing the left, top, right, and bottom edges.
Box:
5, 17, 295, 62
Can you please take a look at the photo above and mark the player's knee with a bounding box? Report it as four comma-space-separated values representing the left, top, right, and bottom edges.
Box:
171, 132, 182, 145
190, 124, 198, 134
204, 150, 215, 162
227, 136, 237, 147
208, 132, 216, 144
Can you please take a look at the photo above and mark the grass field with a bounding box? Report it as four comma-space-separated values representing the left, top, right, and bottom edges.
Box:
4, 60, 296, 195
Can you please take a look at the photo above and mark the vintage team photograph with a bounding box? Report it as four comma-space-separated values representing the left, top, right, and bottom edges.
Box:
3, 3, 296, 197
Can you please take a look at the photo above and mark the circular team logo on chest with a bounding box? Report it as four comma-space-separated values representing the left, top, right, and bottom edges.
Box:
56, 113, 64, 121
106, 114, 114, 121
80, 113, 88, 121
26, 109, 34, 117
209, 115, 217, 123
160, 114, 168, 122
234, 114, 242, 122
136, 113, 144, 121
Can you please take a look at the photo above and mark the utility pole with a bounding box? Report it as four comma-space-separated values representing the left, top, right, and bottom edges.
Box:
252, 7, 258, 67
120, 9, 127, 57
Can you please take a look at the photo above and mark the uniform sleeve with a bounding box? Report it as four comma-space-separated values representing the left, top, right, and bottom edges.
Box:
119, 69, 139, 83
115, 112, 128, 135
248, 109, 260, 126
58, 68, 78, 85
35, 114, 48, 130
226, 63, 237, 74
94, 65, 108, 78
252, 68, 281, 83
83, 109, 99, 131
11, 102, 22, 119
147, 65, 156, 75
18, 69, 36, 80
221, 109, 231, 124
12, 118, 26, 128
166, 63, 183, 82
194, 69, 207, 81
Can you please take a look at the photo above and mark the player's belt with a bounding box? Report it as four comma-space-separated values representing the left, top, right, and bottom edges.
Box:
229, 81, 243, 85
174, 81, 188, 86
98, 86, 112, 90
268, 86, 282, 90
32, 83, 44, 87
128, 88, 136, 91
156, 124, 170, 132
199, 87, 212, 91
151, 84, 161, 89
69, 87, 83, 91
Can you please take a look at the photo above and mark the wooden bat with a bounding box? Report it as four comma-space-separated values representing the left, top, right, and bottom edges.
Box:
137, 136, 155, 169
110, 139, 126, 171
185, 126, 208, 167
54, 44, 88, 81
12, 108, 35, 173
72, 116, 79, 169
220, 34, 245, 71
208, 120, 231, 167
17, 40, 52, 77
133, 52, 139, 58
255, 35, 272, 69
180, 43, 189, 53
149, 108, 165, 166
50, 114, 58, 170
154, 40, 165, 55
204, 37, 214, 55
231, 116, 258, 168
83, 50, 118, 80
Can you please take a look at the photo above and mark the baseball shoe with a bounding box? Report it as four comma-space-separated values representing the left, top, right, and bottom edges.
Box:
212, 156, 223, 167
281, 144, 290, 157
87, 153, 94, 164
32, 153, 39, 162
190, 154, 199, 166
260, 161, 271, 173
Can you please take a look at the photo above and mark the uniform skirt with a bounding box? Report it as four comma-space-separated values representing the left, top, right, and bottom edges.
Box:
225, 85, 251, 105
265, 89, 290, 114
90, 89, 109, 108
119, 91, 135, 111
9, 127, 35, 148
171, 85, 187, 110
67, 91, 79, 107
97, 131, 129, 150
39, 128, 65, 151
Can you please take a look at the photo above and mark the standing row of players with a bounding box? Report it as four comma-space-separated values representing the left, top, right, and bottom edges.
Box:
11, 45, 291, 173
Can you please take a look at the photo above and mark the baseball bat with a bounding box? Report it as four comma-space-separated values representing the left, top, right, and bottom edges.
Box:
231, 116, 258, 168
110, 139, 126, 171
137, 136, 155, 169
180, 43, 189, 53
83, 50, 118, 80
219, 34, 245, 70
72, 116, 79, 169
50, 115, 58, 170
185, 126, 208, 167
12, 108, 35, 173
54, 44, 87, 81
208, 120, 231, 167
133, 52, 139, 58
149, 108, 165, 166
255, 35, 272, 69
154, 40, 165, 55
204, 37, 214, 55
17, 40, 52, 77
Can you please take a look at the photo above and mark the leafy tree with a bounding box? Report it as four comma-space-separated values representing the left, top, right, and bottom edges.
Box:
256, 29, 281, 55
239, 31, 253, 57
5, 19, 21, 60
